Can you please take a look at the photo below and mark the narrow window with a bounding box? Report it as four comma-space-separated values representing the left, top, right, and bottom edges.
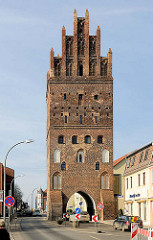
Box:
96, 162, 100, 170
143, 172, 146, 185
98, 136, 103, 144
65, 116, 67, 123
79, 65, 83, 76
139, 152, 144, 163
138, 174, 140, 186
131, 157, 135, 167
95, 116, 97, 123
72, 136, 77, 144
102, 149, 109, 163
130, 177, 132, 188
94, 95, 98, 100
85, 135, 91, 144
80, 115, 82, 124
58, 135, 64, 144
77, 150, 83, 163
53, 174, 61, 189
61, 162, 66, 170
144, 150, 149, 161
64, 93, 66, 100
53, 149, 60, 163
144, 202, 146, 221
139, 203, 141, 218
101, 173, 109, 189
79, 94, 83, 100
127, 178, 128, 189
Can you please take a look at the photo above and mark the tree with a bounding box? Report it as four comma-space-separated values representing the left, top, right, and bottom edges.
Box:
14, 184, 23, 211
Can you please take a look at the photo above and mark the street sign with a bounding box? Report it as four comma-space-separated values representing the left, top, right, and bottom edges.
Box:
63, 213, 68, 219
0, 190, 3, 202
4, 196, 15, 207
75, 207, 81, 214
75, 214, 80, 220
97, 203, 104, 211
92, 215, 98, 222
79, 202, 82, 206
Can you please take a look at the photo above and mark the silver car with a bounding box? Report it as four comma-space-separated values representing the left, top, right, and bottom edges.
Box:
69, 211, 90, 222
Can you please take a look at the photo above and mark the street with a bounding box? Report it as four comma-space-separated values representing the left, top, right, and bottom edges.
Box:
10, 217, 131, 240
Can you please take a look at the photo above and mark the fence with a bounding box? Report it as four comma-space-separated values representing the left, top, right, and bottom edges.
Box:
131, 223, 153, 240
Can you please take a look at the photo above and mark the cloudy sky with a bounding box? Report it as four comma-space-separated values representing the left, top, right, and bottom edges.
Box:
0, 0, 153, 205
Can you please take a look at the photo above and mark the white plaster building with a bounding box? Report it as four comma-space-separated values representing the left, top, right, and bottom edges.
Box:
124, 142, 153, 226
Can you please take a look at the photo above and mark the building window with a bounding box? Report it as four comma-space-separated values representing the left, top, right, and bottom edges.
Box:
101, 173, 109, 189
94, 95, 98, 100
102, 149, 109, 163
95, 116, 97, 123
139, 152, 144, 163
58, 135, 64, 144
53, 149, 60, 163
97, 136, 103, 144
139, 202, 141, 218
138, 174, 140, 186
72, 136, 77, 144
144, 150, 149, 161
127, 158, 131, 168
53, 173, 61, 189
80, 115, 82, 124
79, 65, 83, 76
77, 150, 83, 163
95, 162, 100, 170
64, 93, 66, 100
144, 202, 146, 221
85, 135, 91, 144
131, 156, 135, 167
143, 172, 146, 185
130, 177, 132, 188
79, 94, 83, 100
61, 162, 66, 170
126, 178, 128, 189
65, 116, 67, 123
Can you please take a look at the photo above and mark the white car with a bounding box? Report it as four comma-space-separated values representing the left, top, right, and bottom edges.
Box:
32, 210, 42, 217
69, 211, 90, 222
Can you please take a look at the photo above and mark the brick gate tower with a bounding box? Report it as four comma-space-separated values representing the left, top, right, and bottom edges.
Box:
46, 9, 115, 220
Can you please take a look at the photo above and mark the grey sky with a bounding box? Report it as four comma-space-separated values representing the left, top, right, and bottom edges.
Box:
0, 0, 153, 203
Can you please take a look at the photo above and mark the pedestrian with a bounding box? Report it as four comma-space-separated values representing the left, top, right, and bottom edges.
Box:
0, 219, 10, 240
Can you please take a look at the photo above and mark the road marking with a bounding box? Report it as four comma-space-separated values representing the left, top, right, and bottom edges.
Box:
90, 236, 101, 240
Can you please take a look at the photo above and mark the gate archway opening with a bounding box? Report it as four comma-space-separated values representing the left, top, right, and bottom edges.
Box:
66, 191, 95, 220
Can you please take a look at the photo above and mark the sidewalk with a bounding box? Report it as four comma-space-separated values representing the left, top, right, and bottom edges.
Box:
10, 218, 22, 240
100, 220, 114, 226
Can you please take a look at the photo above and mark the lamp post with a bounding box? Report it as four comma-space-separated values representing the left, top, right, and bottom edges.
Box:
3, 139, 34, 221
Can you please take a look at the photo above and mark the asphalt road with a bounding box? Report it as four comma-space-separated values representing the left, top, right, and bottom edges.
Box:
10, 217, 131, 240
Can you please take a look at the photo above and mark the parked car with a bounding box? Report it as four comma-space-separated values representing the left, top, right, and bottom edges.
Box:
32, 210, 42, 217
113, 215, 143, 231
69, 211, 90, 222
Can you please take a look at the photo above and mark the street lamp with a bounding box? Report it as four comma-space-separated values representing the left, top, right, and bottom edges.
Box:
3, 139, 34, 221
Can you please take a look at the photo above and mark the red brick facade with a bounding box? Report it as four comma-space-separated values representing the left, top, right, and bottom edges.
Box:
46, 9, 115, 220
0, 163, 14, 216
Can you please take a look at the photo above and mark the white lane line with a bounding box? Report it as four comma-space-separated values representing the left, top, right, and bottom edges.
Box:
90, 236, 101, 240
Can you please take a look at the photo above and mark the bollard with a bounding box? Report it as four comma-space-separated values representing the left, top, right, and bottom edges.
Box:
72, 221, 79, 228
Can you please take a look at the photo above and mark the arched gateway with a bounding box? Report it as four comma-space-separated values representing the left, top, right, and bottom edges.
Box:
46, 9, 115, 220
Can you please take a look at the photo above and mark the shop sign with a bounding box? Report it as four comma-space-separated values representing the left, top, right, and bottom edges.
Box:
129, 194, 140, 198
